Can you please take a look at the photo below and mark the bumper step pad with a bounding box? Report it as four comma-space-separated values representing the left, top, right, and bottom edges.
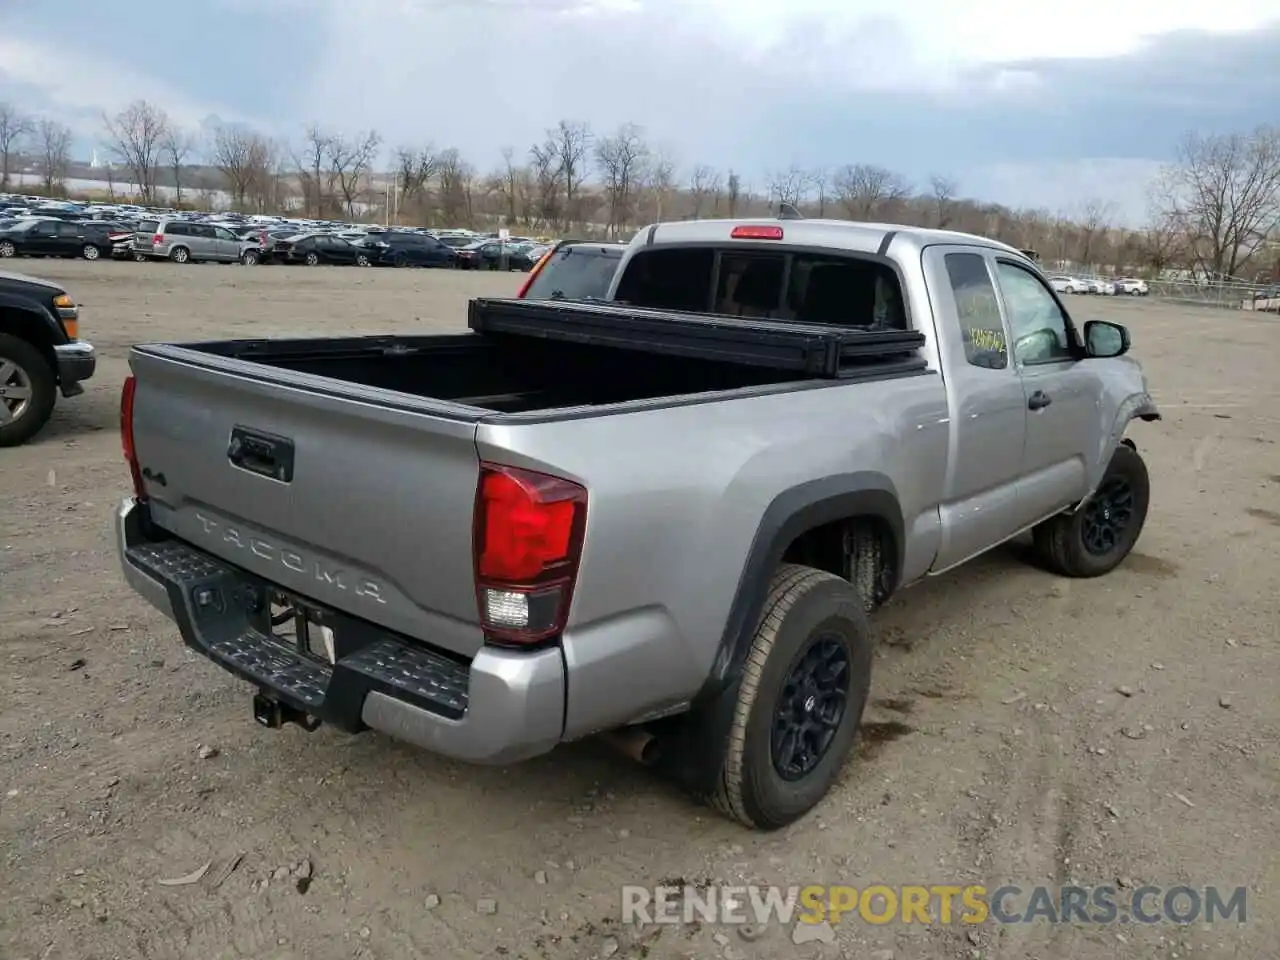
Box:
125, 539, 470, 728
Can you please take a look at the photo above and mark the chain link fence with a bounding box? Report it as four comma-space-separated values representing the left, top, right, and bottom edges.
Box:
1146, 279, 1280, 313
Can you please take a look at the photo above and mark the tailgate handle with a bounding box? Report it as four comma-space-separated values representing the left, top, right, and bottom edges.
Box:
227, 426, 295, 483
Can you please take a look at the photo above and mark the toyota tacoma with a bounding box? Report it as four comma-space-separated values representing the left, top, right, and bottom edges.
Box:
114, 218, 1159, 829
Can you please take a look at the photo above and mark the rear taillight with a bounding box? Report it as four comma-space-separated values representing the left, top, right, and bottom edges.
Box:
152, 233, 163, 246
515, 249, 553, 298
473, 462, 587, 645
120, 375, 145, 500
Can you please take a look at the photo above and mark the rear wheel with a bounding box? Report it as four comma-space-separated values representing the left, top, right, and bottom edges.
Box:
170, 246, 190, 264
0, 334, 57, 447
81, 244, 101, 261
1032, 444, 1150, 577
305, 252, 319, 266
705, 564, 873, 829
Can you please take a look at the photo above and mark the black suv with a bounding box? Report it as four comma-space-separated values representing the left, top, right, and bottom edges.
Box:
0, 269, 96, 445
360, 231, 458, 268
0, 218, 116, 261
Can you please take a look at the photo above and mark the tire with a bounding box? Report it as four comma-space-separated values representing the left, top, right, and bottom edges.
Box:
356, 254, 371, 267
706, 564, 873, 830
0, 240, 15, 258
81, 244, 101, 261
170, 246, 190, 264
242, 250, 259, 265
1032, 444, 1150, 578
0, 333, 57, 447
305, 252, 319, 266
134, 252, 147, 262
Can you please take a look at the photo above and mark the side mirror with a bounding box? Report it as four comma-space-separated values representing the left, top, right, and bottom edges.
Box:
1084, 320, 1129, 358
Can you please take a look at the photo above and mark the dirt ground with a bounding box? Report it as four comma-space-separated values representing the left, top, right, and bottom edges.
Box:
1, 260, 1277, 960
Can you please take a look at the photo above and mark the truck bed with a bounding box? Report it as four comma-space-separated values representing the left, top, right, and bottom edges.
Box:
170, 297, 929, 417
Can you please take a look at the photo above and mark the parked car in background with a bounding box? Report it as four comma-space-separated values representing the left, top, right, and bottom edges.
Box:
133, 219, 246, 264
0, 268, 95, 445
517, 240, 626, 300
1113, 278, 1149, 296
1048, 275, 1086, 294
0, 218, 116, 260
278, 233, 372, 266
360, 231, 458, 268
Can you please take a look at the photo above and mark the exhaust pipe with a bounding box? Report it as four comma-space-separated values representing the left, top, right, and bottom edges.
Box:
601, 726, 660, 766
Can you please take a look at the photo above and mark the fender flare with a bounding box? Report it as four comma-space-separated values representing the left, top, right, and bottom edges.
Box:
1078, 391, 1160, 505
0, 291, 64, 338
698, 472, 904, 702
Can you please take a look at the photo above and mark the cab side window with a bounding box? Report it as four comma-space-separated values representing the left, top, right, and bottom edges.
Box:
944, 252, 1007, 369
995, 261, 1074, 365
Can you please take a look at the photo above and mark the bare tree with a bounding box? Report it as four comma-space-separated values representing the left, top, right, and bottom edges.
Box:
928, 175, 959, 228
687, 164, 722, 218
1074, 199, 1115, 269
547, 120, 591, 229
832, 164, 911, 220
36, 119, 73, 195
1160, 126, 1280, 278
394, 145, 438, 221
643, 150, 677, 222
436, 148, 473, 226
161, 126, 197, 207
0, 103, 33, 189
809, 168, 829, 216
765, 165, 812, 207
595, 123, 649, 237
490, 146, 522, 225
323, 130, 381, 218
102, 100, 169, 204
726, 170, 742, 217
213, 124, 260, 210
294, 125, 332, 218
529, 140, 562, 229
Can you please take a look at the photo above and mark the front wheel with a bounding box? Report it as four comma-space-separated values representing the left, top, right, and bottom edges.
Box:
1032, 444, 1150, 578
0, 333, 57, 447
241, 249, 259, 265
355, 254, 371, 267
706, 564, 873, 830
0, 240, 15, 258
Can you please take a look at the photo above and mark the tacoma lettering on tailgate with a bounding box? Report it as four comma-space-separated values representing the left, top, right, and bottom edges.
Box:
193, 512, 386, 604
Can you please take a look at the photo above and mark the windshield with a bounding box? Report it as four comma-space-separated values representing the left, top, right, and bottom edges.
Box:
523, 245, 623, 301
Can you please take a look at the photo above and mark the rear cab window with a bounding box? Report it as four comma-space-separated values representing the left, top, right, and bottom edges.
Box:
523, 244, 624, 301
944, 252, 1007, 369
613, 245, 907, 330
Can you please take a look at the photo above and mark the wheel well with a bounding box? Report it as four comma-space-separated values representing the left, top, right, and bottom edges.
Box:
780, 515, 897, 611
0, 306, 57, 377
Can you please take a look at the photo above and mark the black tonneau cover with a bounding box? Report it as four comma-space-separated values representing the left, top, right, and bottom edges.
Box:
468, 297, 927, 379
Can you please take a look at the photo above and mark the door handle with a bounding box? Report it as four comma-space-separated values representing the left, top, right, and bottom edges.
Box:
1027, 390, 1052, 411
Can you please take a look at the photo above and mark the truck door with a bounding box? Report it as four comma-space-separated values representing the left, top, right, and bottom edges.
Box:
991, 258, 1096, 521
922, 246, 1031, 571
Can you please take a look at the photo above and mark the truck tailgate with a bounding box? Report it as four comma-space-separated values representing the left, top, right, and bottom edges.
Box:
128, 347, 486, 658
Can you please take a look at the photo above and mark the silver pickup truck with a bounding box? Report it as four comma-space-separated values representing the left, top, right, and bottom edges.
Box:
115, 218, 1160, 829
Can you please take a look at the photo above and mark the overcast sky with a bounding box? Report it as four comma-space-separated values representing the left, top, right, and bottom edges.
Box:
1, 0, 1277, 222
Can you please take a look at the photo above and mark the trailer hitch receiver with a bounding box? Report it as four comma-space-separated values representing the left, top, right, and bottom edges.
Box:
253, 691, 322, 732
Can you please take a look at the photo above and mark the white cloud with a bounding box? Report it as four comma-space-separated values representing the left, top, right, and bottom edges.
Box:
0, 36, 259, 133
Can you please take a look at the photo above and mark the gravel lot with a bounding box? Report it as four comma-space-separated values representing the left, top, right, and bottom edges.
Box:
1, 260, 1277, 960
